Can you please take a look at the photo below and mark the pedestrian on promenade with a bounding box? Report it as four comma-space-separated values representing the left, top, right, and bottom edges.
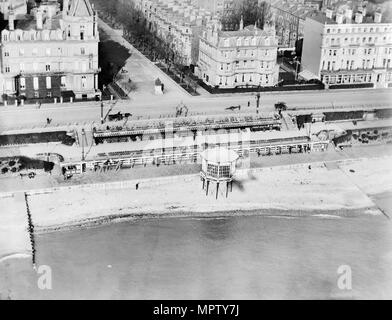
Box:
136, 183, 139, 190
248, 101, 250, 107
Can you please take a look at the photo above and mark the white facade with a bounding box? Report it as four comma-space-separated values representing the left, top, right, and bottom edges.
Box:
196, 22, 279, 88
302, 9, 392, 88
0, 0, 100, 99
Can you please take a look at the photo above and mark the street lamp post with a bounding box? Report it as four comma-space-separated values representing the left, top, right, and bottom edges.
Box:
256, 87, 261, 114
81, 128, 86, 161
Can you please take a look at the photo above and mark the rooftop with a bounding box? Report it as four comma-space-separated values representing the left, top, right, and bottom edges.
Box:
200, 147, 239, 164
219, 25, 269, 38
310, 11, 391, 25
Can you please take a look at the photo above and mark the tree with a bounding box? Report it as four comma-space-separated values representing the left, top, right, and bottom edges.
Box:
221, 0, 273, 31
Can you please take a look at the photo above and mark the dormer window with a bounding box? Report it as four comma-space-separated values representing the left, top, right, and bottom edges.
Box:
80, 25, 85, 40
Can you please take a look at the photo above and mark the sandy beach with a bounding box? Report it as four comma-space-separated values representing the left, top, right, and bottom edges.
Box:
20, 156, 392, 233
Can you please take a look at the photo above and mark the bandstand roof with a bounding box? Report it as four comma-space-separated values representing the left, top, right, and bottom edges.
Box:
200, 147, 239, 165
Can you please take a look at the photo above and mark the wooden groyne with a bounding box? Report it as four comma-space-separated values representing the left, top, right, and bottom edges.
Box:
24, 192, 36, 266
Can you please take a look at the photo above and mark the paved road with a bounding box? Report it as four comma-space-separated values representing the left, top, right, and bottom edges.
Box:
0, 88, 391, 131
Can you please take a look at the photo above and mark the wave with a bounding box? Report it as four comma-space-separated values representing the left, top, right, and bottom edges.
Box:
312, 214, 343, 219
0, 253, 31, 263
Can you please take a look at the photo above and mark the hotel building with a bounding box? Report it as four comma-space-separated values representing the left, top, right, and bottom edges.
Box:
301, 7, 392, 88
0, 0, 100, 101
138, 0, 215, 66
196, 19, 279, 88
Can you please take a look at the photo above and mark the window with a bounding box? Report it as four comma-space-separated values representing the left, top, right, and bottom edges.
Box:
81, 75, 86, 88
207, 164, 218, 177
34, 91, 39, 98
4, 51, 9, 57
46, 48, 51, 56
19, 48, 24, 56
5, 66, 10, 73
81, 47, 86, 55
32, 48, 38, 56
46, 77, 51, 89
61, 76, 66, 87
219, 165, 230, 178
20, 78, 26, 90
46, 64, 51, 71
46, 92, 52, 98
20, 63, 25, 73
33, 77, 39, 90
80, 25, 85, 40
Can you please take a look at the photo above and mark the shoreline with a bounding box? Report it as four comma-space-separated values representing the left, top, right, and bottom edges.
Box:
34, 206, 383, 235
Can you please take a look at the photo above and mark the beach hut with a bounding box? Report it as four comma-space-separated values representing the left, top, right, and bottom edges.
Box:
200, 147, 239, 199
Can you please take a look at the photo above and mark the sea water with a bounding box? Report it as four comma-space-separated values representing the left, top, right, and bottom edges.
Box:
1, 214, 391, 299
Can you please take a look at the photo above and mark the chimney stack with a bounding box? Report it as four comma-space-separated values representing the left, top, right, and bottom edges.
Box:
325, 8, 333, 19
8, 9, 15, 31
374, 10, 382, 23
239, 15, 244, 30
355, 12, 363, 24
336, 11, 343, 24
358, 6, 366, 17
36, 10, 43, 30
345, 8, 353, 22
